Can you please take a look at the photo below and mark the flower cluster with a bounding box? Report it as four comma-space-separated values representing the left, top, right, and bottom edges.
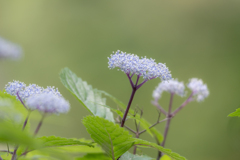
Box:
5, 80, 62, 102
26, 93, 70, 114
187, 78, 209, 102
0, 37, 22, 60
108, 50, 172, 81
153, 79, 185, 100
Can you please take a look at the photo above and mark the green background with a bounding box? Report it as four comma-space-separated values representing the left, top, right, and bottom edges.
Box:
0, 1, 240, 159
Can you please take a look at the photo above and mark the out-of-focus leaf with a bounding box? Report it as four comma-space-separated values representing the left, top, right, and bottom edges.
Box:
228, 108, 240, 117
119, 152, 154, 160
0, 121, 38, 148
60, 68, 114, 122
82, 116, 134, 160
134, 139, 186, 160
160, 155, 172, 160
75, 153, 111, 160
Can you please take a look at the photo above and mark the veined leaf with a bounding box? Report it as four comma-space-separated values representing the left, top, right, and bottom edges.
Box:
101, 91, 163, 142
228, 108, 240, 117
37, 136, 94, 148
82, 116, 135, 160
75, 153, 111, 160
119, 152, 154, 160
134, 139, 186, 160
60, 68, 114, 122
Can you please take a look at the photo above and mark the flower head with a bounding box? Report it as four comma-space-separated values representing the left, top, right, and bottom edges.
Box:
187, 78, 209, 102
5, 80, 62, 102
26, 93, 70, 114
5, 80, 26, 97
108, 50, 172, 81
0, 37, 22, 60
153, 79, 185, 100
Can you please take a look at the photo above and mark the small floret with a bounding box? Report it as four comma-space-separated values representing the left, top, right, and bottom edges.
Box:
187, 78, 209, 102
153, 79, 185, 100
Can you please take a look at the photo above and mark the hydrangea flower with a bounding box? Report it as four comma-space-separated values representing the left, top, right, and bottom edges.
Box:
5, 80, 62, 102
108, 50, 172, 81
187, 78, 209, 102
26, 93, 70, 114
153, 79, 185, 100
0, 37, 22, 60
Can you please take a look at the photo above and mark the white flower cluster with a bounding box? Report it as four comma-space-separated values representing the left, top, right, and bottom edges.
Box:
153, 78, 209, 102
108, 50, 172, 81
187, 78, 209, 102
0, 37, 22, 60
5, 80, 61, 102
153, 79, 185, 100
26, 93, 70, 114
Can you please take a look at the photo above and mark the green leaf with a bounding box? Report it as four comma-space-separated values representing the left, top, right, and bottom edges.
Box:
0, 121, 38, 148
37, 136, 94, 148
134, 139, 186, 160
101, 91, 163, 142
228, 108, 240, 117
119, 152, 154, 160
75, 153, 111, 160
60, 68, 114, 122
160, 155, 172, 160
82, 116, 135, 160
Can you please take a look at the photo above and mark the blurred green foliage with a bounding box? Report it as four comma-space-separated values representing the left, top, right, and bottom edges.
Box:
0, 0, 240, 159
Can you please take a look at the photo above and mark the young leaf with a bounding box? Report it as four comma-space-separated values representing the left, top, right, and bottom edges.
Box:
228, 108, 240, 117
60, 68, 114, 122
75, 153, 111, 160
37, 136, 94, 148
82, 116, 135, 160
134, 139, 186, 160
119, 152, 154, 160
101, 91, 163, 142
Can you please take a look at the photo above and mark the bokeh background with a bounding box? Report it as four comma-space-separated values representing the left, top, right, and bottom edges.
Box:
1, 0, 240, 159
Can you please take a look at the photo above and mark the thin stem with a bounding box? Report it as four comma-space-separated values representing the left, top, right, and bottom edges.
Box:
34, 115, 45, 136
7, 143, 9, 155
121, 76, 140, 127
171, 92, 193, 117
133, 133, 139, 155
152, 100, 167, 116
126, 73, 134, 89
0, 156, 3, 160
161, 93, 174, 147
124, 125, 137, 134
11, 112, 31, 160
0, 150, 13, 154
136, 79, 147, 90
16, 91, 27, 109
139, 118, 169, 135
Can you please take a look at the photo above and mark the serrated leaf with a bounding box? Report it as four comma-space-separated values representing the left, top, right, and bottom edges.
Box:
37, 136, 94, 148
101, 91, 163, 142
60, 68, 114, 122
134, 139, 186, 160
82, 116, 135, 160
228, 108, 240, 117
119, 152, 154, 160
75, 153, 111, 160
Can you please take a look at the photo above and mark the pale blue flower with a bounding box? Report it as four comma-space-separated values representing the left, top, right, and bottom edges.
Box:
153, 79, 185, 100
187, 78, 209, 102
0, 37, 22, 60
108, 50, 172, 81
5, 81, 62, 102
26, 93, 70, 114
